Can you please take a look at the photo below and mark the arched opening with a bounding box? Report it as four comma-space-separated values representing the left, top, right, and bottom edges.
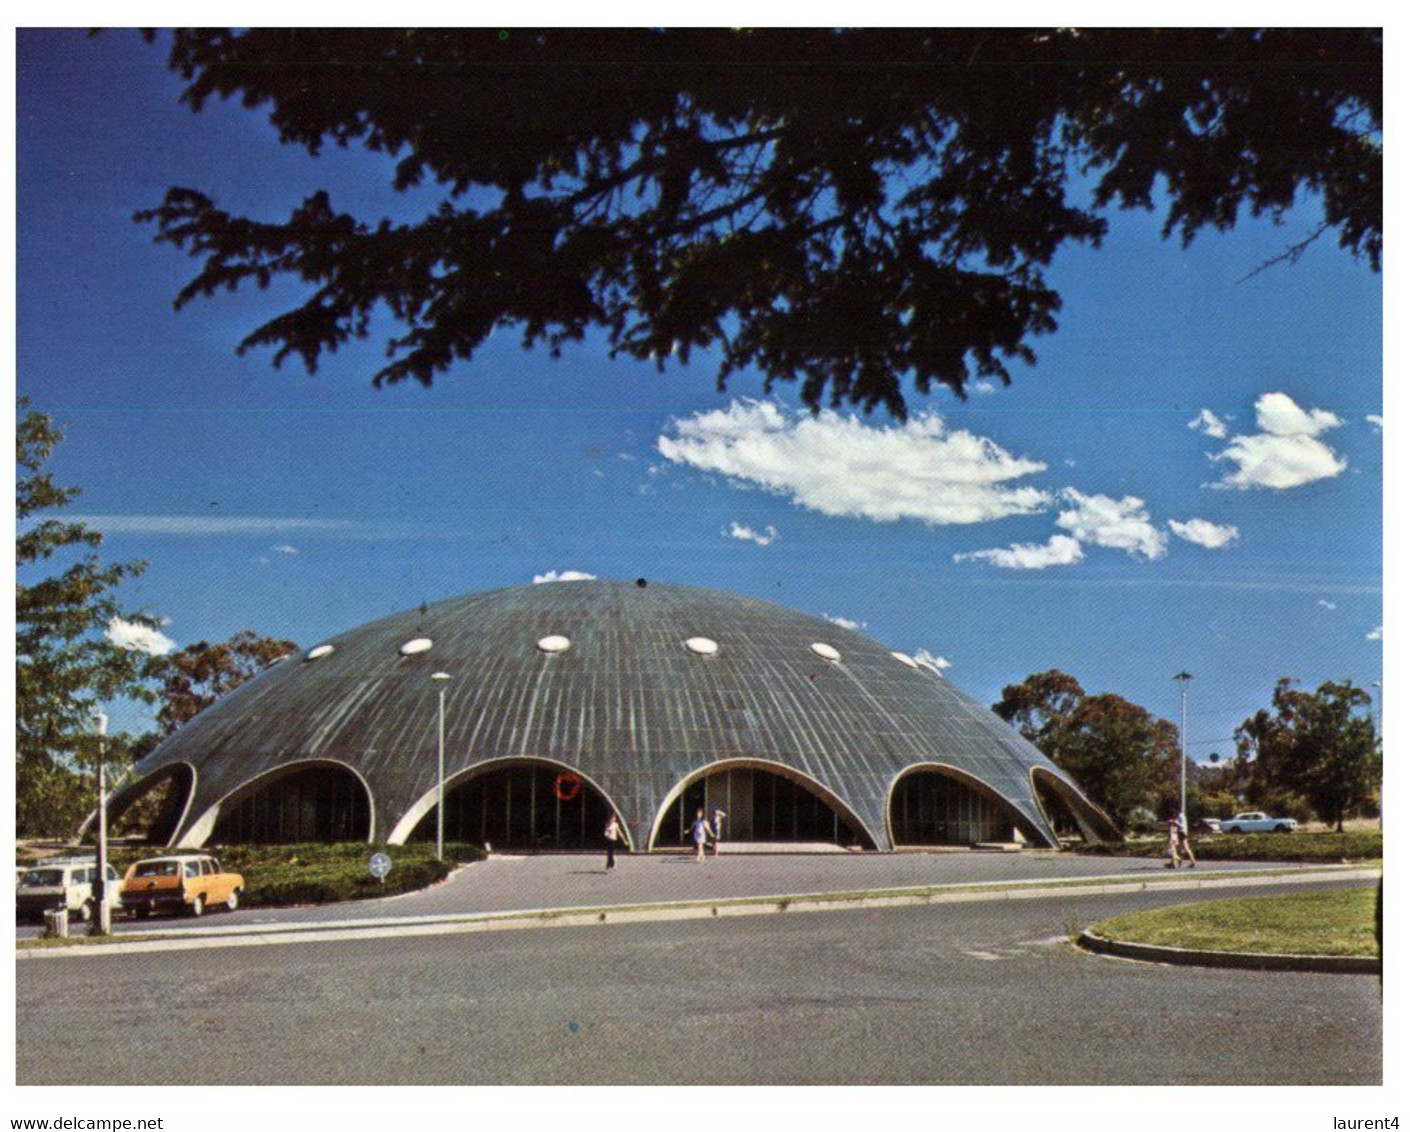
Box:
109, 764, 196, 845
405, 759, 625, 852
208, 762, 373, 845
79, 763, 196, 847
650, 761, 876, 850
1030, 767, 1119, 843
888, 765, 1043, 847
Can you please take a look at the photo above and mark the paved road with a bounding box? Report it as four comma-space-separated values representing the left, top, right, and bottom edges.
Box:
14, 851, 1333, 939
16, 876, 1379, 1085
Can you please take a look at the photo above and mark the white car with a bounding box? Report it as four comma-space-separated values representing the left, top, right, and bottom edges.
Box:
15, 859, 123, 923
1220, 811, 1299, 834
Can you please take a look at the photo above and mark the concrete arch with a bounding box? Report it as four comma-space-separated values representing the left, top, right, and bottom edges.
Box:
647, 757, 879, 851
77, 761, 198, 848
1029, 766, 1120, 843
178, 758, 376, 848
885, 762, 1052, 849
386, 756, 635, 851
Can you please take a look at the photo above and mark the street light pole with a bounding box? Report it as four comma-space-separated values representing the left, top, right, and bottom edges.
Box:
92, 711, 111, 936
432, 672, 453, 861
1174, 672, 1193, 824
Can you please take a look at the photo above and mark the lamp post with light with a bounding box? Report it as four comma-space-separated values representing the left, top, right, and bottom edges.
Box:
91, 711, 111, 936
432, 672, 453, 860
1174, 672, 1193, 825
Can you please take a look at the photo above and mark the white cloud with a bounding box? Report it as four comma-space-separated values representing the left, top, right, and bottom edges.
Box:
1213, 432, 1348, 490
954, 534, 1085, 570
1187, 409, 1228, 440
726, 521, 779, 547
1367, 414, 1383, 432
272, 544, 299, 555
532, 570, 597, 584
1253, 392, 1342, 437
973, 380, 998, 395
1367, 625, 1383, 641
1057, 489, 1167, 560
1211, 393, 1347, 490
1168, 518, 1239, 550
1317, 599, 1338, 611
912, 648, 953, 672
105, 617, 176, 656
68, 514, 360, 535
823, 614, 865, 631
658, 400, 1051, 526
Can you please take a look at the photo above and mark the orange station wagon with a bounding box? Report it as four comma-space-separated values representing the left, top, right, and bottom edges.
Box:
120, 854, 244, 918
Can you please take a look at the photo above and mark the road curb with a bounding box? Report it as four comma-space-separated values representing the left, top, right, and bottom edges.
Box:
16, 865, 1379, 960
1077, 929, 1381, 974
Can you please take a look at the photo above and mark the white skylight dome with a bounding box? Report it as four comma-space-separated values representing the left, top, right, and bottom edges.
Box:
399, 638, 434, 656
810, 642, 841, 662
684, 637, 719, 656
305, 645, 335, 661
537, 634, 572, 654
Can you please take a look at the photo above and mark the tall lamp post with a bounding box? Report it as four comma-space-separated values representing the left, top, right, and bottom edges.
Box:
1174, 672, 1193, 824
432, 672, 453, 861
91, 711, 111, 936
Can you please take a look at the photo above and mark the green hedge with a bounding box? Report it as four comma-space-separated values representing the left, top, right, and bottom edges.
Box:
1068, 830, 1381, 862
107, 841, 487, 907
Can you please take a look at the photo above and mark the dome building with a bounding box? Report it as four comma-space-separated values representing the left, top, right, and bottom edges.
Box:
107, 580, 1117, 851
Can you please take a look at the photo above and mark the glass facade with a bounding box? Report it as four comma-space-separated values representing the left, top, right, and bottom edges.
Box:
210, 766, 371, 844
656, 766, 866, 847
890, 770, 1018, 845
409, 763, 616, 850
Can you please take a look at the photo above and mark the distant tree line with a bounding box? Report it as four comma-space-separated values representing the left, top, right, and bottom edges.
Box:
995, 670, 1381, 834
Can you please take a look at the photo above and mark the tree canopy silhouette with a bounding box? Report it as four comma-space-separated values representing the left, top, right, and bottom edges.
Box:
137, 28, 1381, 418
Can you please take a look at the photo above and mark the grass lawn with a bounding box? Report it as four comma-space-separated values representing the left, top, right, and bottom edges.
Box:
1089, 887, 1380, 957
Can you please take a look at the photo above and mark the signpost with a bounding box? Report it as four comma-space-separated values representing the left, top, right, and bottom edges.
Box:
369, 852, 392, 885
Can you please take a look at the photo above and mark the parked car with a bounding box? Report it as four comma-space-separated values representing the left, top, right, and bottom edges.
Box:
120, 854, 244, 918
15, 858, 123, 923
1220, 811, 1299, 834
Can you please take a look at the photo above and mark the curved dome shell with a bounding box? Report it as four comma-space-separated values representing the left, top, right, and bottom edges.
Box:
129, 580, 1115, 849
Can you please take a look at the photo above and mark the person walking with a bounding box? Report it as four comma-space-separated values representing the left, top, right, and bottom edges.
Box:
690, 808, 712, 863
1165, 811, 1181, 869
604, 814, 622, 871
1175, 810, 1197, 868
712, 808, 728, 857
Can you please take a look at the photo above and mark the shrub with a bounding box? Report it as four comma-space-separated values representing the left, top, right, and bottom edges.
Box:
106, 841, 487, 908
1066, 830, 1381, 862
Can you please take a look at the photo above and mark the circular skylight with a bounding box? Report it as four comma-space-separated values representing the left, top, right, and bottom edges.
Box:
305, 645, 335, 661
399, 638, 434, 656
684, 637, 719, 656
891, 651, 919, 669
810, 642, 842, 662
537, 634, 572, 654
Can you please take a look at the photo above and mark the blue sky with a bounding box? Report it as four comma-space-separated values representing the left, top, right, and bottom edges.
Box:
17, 29, 1383, 758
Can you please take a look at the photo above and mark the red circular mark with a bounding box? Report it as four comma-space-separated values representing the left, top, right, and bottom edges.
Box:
554, 772, 583, 802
